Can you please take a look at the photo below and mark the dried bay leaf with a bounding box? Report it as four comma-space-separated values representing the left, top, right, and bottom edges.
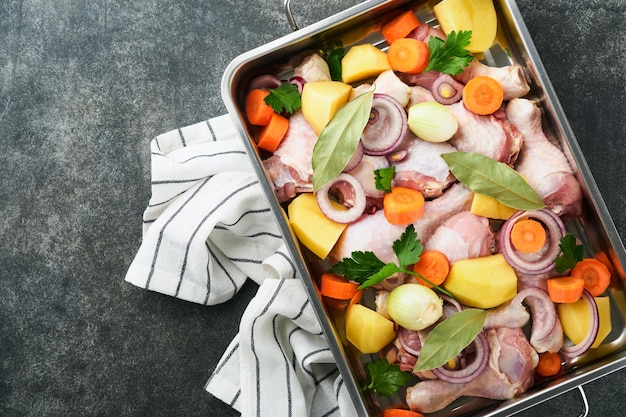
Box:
414, 308, 487, 372
441, 151, 545, 210
312, 90, 374, 191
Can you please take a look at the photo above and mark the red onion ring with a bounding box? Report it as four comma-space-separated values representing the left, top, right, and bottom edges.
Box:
512, 287, 557, 343
249, 74, 282, 90
342, 141, 364, 173
431, 74, 464, 105
288, 76, 306, 94
360, 94, 407, 156
397, 327, 422, 357
315, 173, 366, 224
559, 290, 599, 359
432, 332, 489, 383
498, 208, 566, 275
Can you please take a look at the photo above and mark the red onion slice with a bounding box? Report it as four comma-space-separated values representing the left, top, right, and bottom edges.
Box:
360, 94, 407, 156
498, 208, 566, 275
432, 332, 489, 383
288, 76, 306, 94
512, 287, 557, 343
397, 327, 422, 357
559, 290, 599, 359
342, 141, 364, 173
431, 74, 464, 105
249, 74, 282, 90
315, 173, 366, 224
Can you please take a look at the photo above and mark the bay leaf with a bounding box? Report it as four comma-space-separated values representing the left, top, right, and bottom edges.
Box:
312, 90, 374, 191
414, 308, 486, 372
441, 151, 545, 210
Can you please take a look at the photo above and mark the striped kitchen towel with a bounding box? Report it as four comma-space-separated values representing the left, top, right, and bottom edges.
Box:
124, 115, 356, 417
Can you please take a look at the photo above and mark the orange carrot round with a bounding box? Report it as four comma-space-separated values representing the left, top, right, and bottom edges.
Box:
320, 273, 359, 300
413, 250, 450, 288
383, 187, 425, 225
535, 351, 562, 377
571, 258, 611, 296
245, 88, 274, 126
381, 10, 421, 45
383, 409, 425, 417
546, 276, 585, 303
510, 219, 547, 253
256, 112, 289, 152
462, 76, 504, 115
387, 38, 430, 75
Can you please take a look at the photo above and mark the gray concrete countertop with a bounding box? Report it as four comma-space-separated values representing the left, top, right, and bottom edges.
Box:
1, 1, 625, 416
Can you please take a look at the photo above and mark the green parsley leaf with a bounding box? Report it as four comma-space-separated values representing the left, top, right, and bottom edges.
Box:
330, 250, 388, 283
330, 225, 427, 290
424, 30, 474, 75
321, 41, 345, 81
393, 224, 423, 267
374, 166, 395, 193
363, 358, 412, 396
264, 83, 302, 114
555, 233, 585, 273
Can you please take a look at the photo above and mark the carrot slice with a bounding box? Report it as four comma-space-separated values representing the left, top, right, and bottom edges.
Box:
256, 112, 289, 152
383, 187, 425, 225
571, 258, 611, 297
546, 276, 585, 303
383, 409, 425, 417
510, 219, 547, 253
413, 250, 450, 288
535, 351, 562, 377
381, 10, 421, 45
245, 88, 274, 126
462, 75, 504, 115
387, 38, 430, 75
320, 273, 359, 300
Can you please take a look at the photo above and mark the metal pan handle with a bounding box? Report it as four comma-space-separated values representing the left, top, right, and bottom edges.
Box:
574, 385, 590, 417
284, 0, 299, 31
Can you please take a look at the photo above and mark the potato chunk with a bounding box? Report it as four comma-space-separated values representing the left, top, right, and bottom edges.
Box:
345, 304, 397, 354
433, 0, 498, 53
287, 193, 347, 259
341, 44, 391, 84
301, 80, 352, 135
558, 296, 612, 349
444, 254, 517, 308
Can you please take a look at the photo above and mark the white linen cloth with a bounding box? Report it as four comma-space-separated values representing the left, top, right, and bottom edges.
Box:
125, 115, 357, 417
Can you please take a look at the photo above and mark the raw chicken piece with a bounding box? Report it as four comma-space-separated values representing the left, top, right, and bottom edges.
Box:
448, 102, 524, 164
393, 131, 457, 198
455, 59, 530, 100
330, 183, 473, 264
293, 53, 331, 82
262, 111, 316, 202
425, 211, 494, 264
407, 85, 436, 106
506, 98, 583, 221
406, 327, 537, 413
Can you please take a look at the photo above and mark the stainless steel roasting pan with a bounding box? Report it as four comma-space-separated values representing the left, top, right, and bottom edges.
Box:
221, 0, 626, 415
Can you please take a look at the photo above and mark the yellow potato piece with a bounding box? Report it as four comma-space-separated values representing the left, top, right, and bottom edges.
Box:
433, 0, 498, 53
301, 80, 352, 135
470, 193, 517, 220
345, 303, 397, 354
444, 254, 517, 308
558, 296, 612, 348
287, 193, 347, 259
341, 44, 391, 84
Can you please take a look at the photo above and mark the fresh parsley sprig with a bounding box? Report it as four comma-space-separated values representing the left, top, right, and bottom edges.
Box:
374, 166, 395, 193
330, 225, 453, 297
321, 40, 345, 82
363, 358, 413, 396
264, 82, 301, 114
424, 30, 474, 75
555, 233, 584, 273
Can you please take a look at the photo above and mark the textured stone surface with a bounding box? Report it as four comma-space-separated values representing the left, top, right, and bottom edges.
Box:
0, 1, 624, 416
